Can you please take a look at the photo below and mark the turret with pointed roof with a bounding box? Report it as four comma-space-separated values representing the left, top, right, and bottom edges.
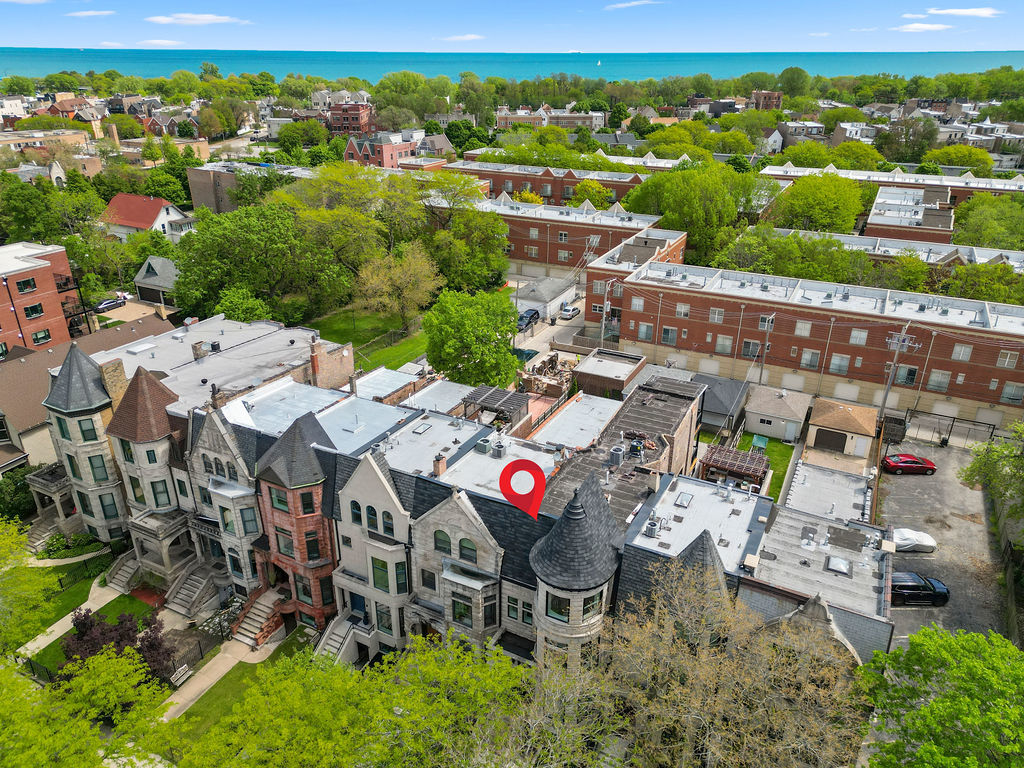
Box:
42, 342, 111, 414
529, 472, 623, 591
106, 368, 179, 443
256, 412, 335, 489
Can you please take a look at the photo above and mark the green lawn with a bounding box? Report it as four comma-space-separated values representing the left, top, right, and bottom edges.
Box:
736, 432, 795, 501
33, 594, 155, 672
176, 630, 311, 740
698, 431, 719, 444
310, 306, 405, 347
7, 559, 104, 650
361, 331, 427, 370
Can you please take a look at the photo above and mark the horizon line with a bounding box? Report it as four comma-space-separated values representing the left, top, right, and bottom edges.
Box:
2, 46, 1023, 54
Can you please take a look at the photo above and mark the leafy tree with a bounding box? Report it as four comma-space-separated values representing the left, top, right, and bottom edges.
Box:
511, 189, 544, 204
199, 61, 222, 81
477, 144, 636, 173
778, 141, 834, 168
443, 119, 475, 150
915, 161, 943, 175
0, 174, 60, 242
778, 66, 811, 96
601, 559, 866, 767
772, 173, 863, 233
423, 290, 518, 387
422, 169, 486, 229
197, 106, 224, 138
873, 252, 931, 292
427, 210, 508, 293
535, 125, 569, 146
277, 120, 329, 152
568, 178, 613, 210
141, 169, 185, 205
214, 285, 273, 322
0, 517, 58, 652
89, 165, 146, 202
0, 464, 41, 522
725, 153, 753, 173
820, 106, 867, 134
922, 144, 994, 175
1, 75, 35, 95
873, 118, 937, 163
832, 141, 884, 170
175, 204, 346, 320
961, 420, 1024, 523
628, 113, 654, 137
14, 115, 80, 132
358, 243, 443, 328
226, 167, 294, 208
422, 119, 442, 135
861, 626, 1024, 768
101, 113, 143, 140
609, 102, 629, 129
952, 192, 1024, 250
140, 135, 161, 167
572, 126, 600, 153
176, 120, 196, 138
376, 105, 419, 132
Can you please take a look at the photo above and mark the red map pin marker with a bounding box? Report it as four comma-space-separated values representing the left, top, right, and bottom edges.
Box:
499, 459, 546, 520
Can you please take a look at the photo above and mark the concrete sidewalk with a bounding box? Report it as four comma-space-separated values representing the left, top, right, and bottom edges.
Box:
18, 576, 121, 656
28, 547, 111, 567
161, 638, 279, 721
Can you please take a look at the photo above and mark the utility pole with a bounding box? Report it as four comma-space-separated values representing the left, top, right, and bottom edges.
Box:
599, 278, 616, 346
758, 312, 775, 385
879, 321, 921, 439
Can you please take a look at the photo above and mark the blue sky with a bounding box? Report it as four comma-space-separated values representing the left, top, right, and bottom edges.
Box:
0, 0, 1017, 52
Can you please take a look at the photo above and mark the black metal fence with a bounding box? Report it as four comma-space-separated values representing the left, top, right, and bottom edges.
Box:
55, 552, 114, 591
22, 656, 57, 684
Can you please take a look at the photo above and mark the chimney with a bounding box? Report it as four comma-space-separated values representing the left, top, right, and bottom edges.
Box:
99, 359, 128, 411
348, 373, 358, 398
432, 453, 447, 477
210, 383, 227, 410
106, 121, 120, 149
309, 337, 352, 390
191, 341, 208, 361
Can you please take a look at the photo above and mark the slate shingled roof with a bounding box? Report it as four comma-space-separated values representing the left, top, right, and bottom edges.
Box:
529, 472, 623, 591
42, 343, 111, 415
256, 412, 336, 488
106, 367, 179, 443
133, 255, 179, 292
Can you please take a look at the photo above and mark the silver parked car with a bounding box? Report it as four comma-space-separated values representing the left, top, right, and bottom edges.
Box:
892, 528, 938, 553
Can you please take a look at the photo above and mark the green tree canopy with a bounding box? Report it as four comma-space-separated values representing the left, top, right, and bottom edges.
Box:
861, 625, 1024, 768
771, 173, 863, 233
214, 285, 273, 322
568, 178, 613, 210
426, 210, 508, 293
873, 118, 938, 163
358, 242, 443, 327
0, 517, 58, 652
952, 192, 1024, 250
277, 120, 329, 152
423, 290, 518, 387
101, 113, 143, 140
820, 106, 867, 134
922, 144, 994, 175
141, 168, 185, 206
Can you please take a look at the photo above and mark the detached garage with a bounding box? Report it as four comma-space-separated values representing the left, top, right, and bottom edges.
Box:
807, 398, 877, 458
510, 276, 576, 320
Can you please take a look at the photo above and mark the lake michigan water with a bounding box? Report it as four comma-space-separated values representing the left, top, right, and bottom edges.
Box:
2, 48, 1024, 81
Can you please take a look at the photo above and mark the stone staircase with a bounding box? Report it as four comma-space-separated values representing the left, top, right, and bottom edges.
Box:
164, 564, 216, 618
26, 516, 59, 553
233, 590, 280, 648
107, 551, 141, 594
314, 615, 355, 663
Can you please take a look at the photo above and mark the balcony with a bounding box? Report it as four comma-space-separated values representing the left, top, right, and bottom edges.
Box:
54, 274, 77, 293
188, 516, 221, 539
62, 297, 87, 318
25, 462, 70, 496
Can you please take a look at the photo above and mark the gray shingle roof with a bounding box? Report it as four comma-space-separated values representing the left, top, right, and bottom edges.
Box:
133, 255, 179, 292
529, 472, 623, 591
256, 412, 336, 488
42, 343, 111, 415
692, 373, 748, 419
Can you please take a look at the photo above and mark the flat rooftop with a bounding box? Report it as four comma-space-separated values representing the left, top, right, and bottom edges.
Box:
315, 396, 416, 456
762, 163, 1024, 194
621, 261, 1024, 337
87, 316, 340, 417
399, 379, 475, 414
785, 461, 872, 522
628, 474, 771, 574
447, 159, 647, 183
755, 505, 888, 618
347, 367, 419, 400
219, 379, 345, 436
442, 436, 559, 502
194, 160, 316, 180
476, 193, 660, 229
0, 242, 63, 275
622, 363, 693, 396
529, 393, 622, 449
371, 410, 491, 477
574, 349, 645, 381
589, 229, 688, 272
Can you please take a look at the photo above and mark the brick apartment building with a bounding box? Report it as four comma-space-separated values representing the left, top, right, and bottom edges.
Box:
0, 129, 90, 153
327, 102, 376, 137
344, 131, 423, 168
583, 243, 1024, 429
445, 160, 648, 207
863, 186, 954, 244
761, 164, 1024, 207
0, 243, 82, 358
750, 90, 783, 111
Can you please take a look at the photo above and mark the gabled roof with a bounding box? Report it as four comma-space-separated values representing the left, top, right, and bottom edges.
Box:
106, 367, 179, 443
42, 343, 111, 415
529, 472, 623, 591
133, 255, 179, 292
256, 412, 336, 488
101, 193, 174, 230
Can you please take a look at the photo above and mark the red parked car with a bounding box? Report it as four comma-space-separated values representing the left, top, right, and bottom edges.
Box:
881, 453, 936, 475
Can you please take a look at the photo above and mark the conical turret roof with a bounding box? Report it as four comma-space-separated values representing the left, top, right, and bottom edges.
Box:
529, 472, 622, 591
256, 412, 335, 489
106, 368, 179, 443
42, 343, 110, 415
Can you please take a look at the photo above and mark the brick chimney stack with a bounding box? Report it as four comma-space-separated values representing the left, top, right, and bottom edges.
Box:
432, 453, 447, 477
99, 358, 128, 410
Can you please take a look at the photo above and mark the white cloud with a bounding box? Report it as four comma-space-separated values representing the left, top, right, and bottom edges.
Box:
808, 31, 830, 36
145, 13, 250, 25
890, 21, 954, 29
66, 10, 115, 16
850, 26, 878, 31
901, 12, 928, 17
442, 33, 484, 41
137, 39, 184, 46
927, 6, 1003, 15
100, 41, 124, 47
605, 0, 663, 9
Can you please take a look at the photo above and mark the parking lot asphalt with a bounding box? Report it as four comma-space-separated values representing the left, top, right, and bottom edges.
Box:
877, 438, 1005, 647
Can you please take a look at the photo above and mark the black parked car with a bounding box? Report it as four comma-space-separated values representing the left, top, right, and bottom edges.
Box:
890, 571, 950, 606
516, 309, 540, 332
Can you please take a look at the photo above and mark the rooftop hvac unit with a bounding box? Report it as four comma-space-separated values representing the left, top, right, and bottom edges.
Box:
610, 445, 625, 465
642, 518, 659, 538
492, 442, 507, 459
917, 303, 927, 312
475, 438, 492, 454
760, 282, 770, 291
210, 341, 221, 353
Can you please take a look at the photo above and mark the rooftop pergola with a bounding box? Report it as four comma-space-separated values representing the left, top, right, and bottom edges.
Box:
699, 445, 770, 484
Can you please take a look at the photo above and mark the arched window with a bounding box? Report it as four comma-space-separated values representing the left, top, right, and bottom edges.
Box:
227, 462, 238, 481
214, 458, 225, 477
366, 505, 378, 531
433, 530, 451, 555
459, 538, 477, 564
350, 500, 362, 525
202, 454, 213, 473
382, 511, 394, 537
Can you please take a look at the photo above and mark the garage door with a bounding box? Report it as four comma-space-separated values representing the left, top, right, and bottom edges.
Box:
974, 407, 1004, 428
834, 383, 860, 402
813, 428, 847, 452
698, 359, 720, 375
781, 373, 805, 391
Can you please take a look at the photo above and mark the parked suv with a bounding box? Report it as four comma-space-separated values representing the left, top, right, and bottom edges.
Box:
890, 571, 950, 606
516, 309, 541, 332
